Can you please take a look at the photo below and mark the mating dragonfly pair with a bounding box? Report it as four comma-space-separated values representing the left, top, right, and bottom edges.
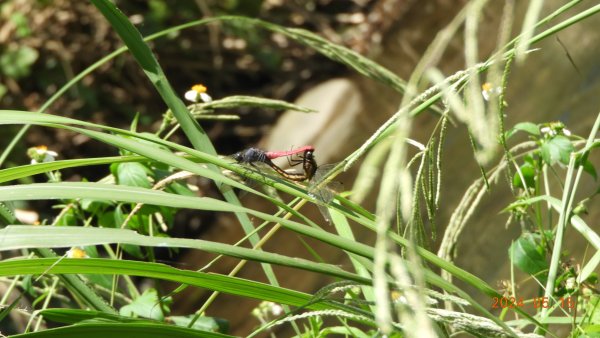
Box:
232, 146, 334, 222
233, 145, 316, 182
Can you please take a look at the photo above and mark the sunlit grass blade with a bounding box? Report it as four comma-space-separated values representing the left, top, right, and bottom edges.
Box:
0, 258, 347, 312
0, 225, 365, 283
10, 321, 232, 338
0, 156, 143, 184
202, 95, 315, 113
40, 308, 225, 332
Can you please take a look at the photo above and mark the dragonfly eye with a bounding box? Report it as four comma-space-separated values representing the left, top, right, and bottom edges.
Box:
233, 152, 244, 162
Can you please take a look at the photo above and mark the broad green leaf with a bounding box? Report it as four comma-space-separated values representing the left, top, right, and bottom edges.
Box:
120, 289, 168, 321
513, 163, 536, 189
540, 135, 574, 165
506, 122, 540, 139
509, 233, 549, 282
0, 45, 38, 79
116, 162, 152, 188
168, 315, 228, 333
505, 195, 600, 251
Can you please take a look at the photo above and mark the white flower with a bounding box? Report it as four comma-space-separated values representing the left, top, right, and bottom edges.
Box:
66, 247, 89, 258
184, 84, 212, 103
481, 82, 502, 101
28, 145, 58, 164
269, 303, 283, 316
540, 126, 555, 137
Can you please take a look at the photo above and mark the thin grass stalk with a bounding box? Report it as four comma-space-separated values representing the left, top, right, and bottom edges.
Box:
515, 0, 545, 62
540, 112, 600, 323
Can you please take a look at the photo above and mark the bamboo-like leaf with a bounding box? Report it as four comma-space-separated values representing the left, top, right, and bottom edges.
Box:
41, 308, 226, 332
10, 321, 231, 338
0, 258, 343, 312
0, 156, 144, 184
0, 225, 366, 283
0, 183, 375, 259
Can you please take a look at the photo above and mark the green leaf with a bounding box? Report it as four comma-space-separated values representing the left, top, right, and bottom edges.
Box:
509, 233, 549, 282
576, 154, 598, 180
9, 322, 232, 338
41, 308, 228, 333
540, 135, 574, 165
0, 258, 342, 311
585, 295, 600, 326
506, 122, 540, 139
120, 289, 168, 320
201, 95, 315, 113
0, 226, 365, 283
512, 163, 536, 189
117, 162, 152, 188
0, 45, 38, 79
168, 315, 228, 333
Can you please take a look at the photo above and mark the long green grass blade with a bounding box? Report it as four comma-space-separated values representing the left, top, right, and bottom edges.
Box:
0, 258, 341, 311
0, 156, 143, 184
0, 226, 365, 283
10, 322, 231, 338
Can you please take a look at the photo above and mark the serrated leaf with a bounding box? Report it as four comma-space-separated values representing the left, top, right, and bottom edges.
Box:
540, 136, 574, 165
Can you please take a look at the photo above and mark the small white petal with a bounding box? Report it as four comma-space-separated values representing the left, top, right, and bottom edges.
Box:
42, 154, 55, 162
184, 90, 199, 103
481, 90, 490, 101
270, 304, 283, 316
563, 129, 571, 136
199, 92, 212, 103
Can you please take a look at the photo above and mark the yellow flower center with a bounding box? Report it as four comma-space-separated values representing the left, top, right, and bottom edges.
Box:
191, 84, 207, 93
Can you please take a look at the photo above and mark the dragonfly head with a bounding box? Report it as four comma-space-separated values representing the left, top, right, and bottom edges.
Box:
233, 148, 267, 164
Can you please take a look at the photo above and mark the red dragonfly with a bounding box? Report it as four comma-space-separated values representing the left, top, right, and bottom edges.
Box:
233, 146, 315, 182
233, 146, 336, 222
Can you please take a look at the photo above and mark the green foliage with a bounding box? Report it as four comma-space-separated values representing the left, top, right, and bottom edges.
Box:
113, 162, 152, 188
540, 135, 574, 166
0, 45, 38, 79
509, 233, 549, 283
120, 289, 170, 320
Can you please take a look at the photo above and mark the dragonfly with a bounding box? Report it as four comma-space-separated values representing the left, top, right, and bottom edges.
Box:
233, 146, 337, 223
232, 146, 315, 181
